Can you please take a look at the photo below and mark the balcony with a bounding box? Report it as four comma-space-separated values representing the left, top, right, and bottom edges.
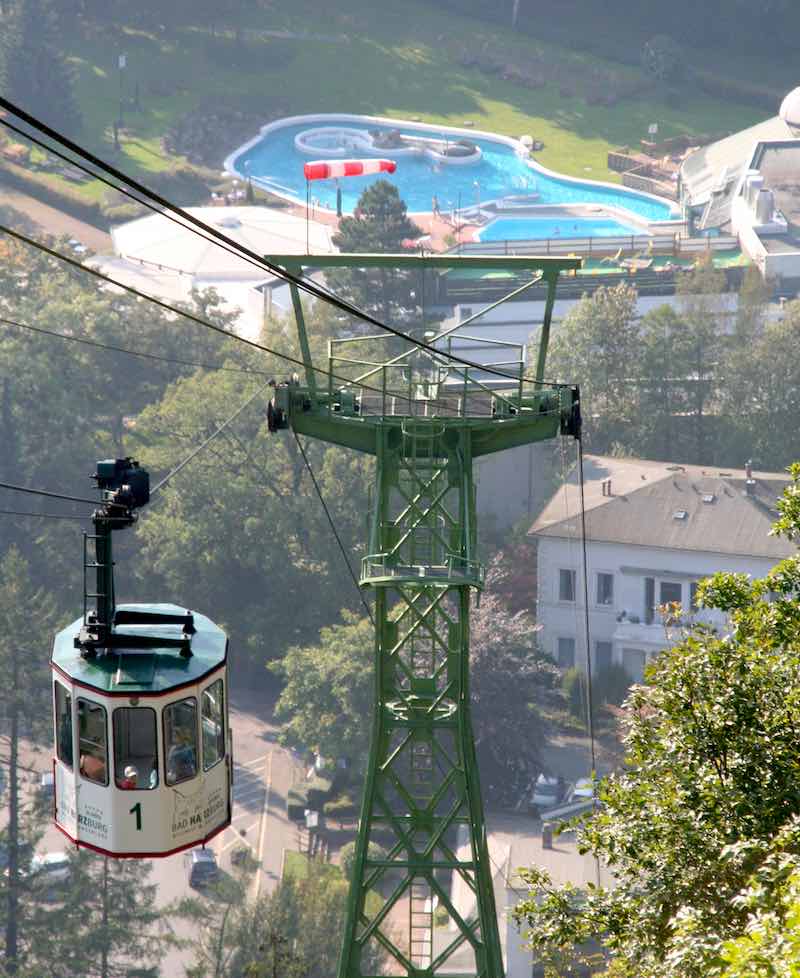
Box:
612, 618, 670, 653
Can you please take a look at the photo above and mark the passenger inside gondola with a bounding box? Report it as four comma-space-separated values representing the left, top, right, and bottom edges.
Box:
114, 707, 158, 790
78, 698, 108, 784
165, 698, 198, 784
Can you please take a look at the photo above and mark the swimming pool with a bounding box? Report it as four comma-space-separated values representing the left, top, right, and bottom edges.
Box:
227, 115, 677, 222
479, 217, 647, 241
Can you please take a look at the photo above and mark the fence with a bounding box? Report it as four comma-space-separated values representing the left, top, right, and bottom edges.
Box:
452, 232, 739, 258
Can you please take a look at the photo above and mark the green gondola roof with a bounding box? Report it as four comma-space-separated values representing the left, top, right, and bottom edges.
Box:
51, 603, 227, 694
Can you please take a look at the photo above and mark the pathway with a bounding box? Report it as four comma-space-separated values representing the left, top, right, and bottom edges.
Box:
0, 183, 112, 252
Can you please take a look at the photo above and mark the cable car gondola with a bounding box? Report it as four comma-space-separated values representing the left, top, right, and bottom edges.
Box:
50, 459, 231, 857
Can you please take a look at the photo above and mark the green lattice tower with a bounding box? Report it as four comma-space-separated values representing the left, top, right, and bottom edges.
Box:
270, 254, 581, 978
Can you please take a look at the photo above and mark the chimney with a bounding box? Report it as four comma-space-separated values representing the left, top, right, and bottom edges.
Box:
745, 459, 756, 496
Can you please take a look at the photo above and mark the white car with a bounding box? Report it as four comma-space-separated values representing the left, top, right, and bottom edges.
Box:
29, 851, 71, 901
527, 774, 566, 814
31, 851, 70, 885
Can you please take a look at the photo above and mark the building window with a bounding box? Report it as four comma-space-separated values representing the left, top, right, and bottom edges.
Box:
622, 648, 647, 683
644, 577, 655, 624
659, 581, 682, 606
557, 637, 576, 668
559, 568, 576, 602
690, 581, 700, 610
596, 573, 614, 606
202, 679, 225, 771
54, 682, 73, 769
113, 708, 158, 790
164, 698, 198, 786
78, 699, 108, 785
595, 641, 612, 672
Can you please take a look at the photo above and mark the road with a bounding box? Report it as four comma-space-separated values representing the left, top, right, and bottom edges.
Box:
18, 683, 301, 977
149, 685, 301, 977
0, 182, 112, 252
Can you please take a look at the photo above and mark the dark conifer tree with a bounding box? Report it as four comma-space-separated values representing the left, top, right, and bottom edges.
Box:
0, 0, 82, 136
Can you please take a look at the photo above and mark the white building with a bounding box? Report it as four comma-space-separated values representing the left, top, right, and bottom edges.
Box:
680, 85, 800, 281
89, 206, 335, 340
531, 455, 793, 680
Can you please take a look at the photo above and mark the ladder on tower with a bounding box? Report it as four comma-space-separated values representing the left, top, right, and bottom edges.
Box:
410, 878, 434, 970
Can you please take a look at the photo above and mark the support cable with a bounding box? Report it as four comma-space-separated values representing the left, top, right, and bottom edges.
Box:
576, 438, 597, 780
150, 382, 273, 495
0, 98, 572, 389
577, 434, 602, 891
0, 223, 451, 411
0, 482, 99, 507
0, 316, 272, 376
292, 430, 374, 627
0, 509, 88, 521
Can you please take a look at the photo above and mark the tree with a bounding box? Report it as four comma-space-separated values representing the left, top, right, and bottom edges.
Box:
0, 549, 53, 976
273, 612, 374, 768
329, 180, 420, 324
718, 300, 800, 471
640, 34, 685, 86
184, 862, 378, 978
0, 0, 82, 136
542, 283, 642, 454
30, 852, 172, 978
0, 235, 236, 618
470, 592, 562, 796
637, 304, 695, 461
514, 467, 800, 978
132, 335, 373, 674
275, 569, 562, 791
676, 259, 727, 462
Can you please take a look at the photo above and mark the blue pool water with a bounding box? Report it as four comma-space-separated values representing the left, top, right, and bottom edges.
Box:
231, 119, 676, 222
479, 217, 646, 241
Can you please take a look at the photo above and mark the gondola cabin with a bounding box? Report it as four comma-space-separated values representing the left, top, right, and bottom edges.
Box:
51, 604, 231, 857
49, 458, 232, 857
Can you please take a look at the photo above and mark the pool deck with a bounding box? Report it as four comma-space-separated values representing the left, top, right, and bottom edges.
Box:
275, 196, 480, 253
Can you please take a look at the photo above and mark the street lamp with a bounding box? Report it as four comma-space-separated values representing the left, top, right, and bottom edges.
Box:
117, 52, 127, 127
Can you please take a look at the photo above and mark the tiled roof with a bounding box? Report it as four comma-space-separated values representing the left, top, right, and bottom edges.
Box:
531, 455, 794, 560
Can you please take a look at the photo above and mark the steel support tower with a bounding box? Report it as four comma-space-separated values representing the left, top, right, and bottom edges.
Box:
269, 254, 581, 978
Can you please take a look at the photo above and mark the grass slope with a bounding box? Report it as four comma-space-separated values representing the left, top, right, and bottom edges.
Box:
17, 0, 765, 205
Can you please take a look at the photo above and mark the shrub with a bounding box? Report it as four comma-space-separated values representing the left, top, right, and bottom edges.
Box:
306, 774, 334, 810
594, 663, 632, 707
641, 34, 685, 85
323, 793, 359, 819
339, 841, 387, 880
562, 667, 588, 722
147, 164, 210, 206
288, 784, 309, 821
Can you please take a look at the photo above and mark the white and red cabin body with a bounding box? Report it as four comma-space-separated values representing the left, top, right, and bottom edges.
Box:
50, 603, 231, 858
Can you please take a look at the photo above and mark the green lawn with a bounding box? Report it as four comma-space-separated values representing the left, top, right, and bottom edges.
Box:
283, 850, 382, 915
19, 0, 766, 208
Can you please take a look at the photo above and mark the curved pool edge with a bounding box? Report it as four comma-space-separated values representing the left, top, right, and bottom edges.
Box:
223, 112, 680, 221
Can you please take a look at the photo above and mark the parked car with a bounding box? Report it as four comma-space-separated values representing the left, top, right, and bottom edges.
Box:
38, 771, 54, 800
31, 851, 70, 885
527, 774, 567, 816
185, 848, 219, 889
28, 851, 71, 901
